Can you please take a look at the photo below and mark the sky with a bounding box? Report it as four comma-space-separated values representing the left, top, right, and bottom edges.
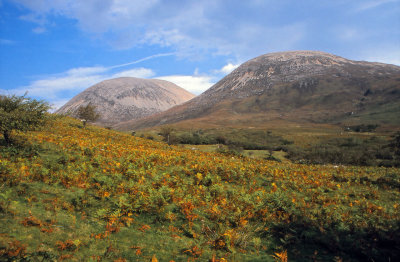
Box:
0, 0, 399, 110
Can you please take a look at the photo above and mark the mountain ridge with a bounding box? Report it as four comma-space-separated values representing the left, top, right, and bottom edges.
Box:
115, 51, 400, 130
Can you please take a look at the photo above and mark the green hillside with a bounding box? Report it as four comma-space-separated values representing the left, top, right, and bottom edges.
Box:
1, 117, 399, 261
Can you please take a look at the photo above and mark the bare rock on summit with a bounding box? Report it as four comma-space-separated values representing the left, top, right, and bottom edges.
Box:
56, 77, 195, 126
118, 50, 400, 130
194, 50, 400, 108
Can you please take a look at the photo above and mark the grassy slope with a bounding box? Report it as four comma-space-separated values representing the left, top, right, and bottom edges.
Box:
1, 117, 399, 261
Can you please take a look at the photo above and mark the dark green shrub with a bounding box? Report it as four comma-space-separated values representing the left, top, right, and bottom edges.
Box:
286, 136, 400, 167
0, 94, 50, 144
76, 103, 100, 127
344, 124, 379, 132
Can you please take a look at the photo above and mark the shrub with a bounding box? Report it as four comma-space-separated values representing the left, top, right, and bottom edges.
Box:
76, 103, 100, 127
286, 136, 400, 167
159, 126, 177, 145
344, 124, 379, 132
0, 94, 50, 145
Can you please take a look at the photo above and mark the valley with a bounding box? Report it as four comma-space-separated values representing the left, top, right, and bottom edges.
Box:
135, 121, 400, 167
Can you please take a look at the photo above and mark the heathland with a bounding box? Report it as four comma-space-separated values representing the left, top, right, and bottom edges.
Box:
1, 116, 399, 261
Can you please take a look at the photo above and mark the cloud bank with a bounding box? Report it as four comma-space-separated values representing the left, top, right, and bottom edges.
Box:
10, 0, 307, 60
157, 75, 215, 95
10, 65, 156, 110
9, 55, 235, 110
10, 0, 400, 63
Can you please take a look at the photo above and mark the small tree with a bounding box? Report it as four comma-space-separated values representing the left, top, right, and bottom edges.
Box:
76, 103, 100, 127
0, 94, 50, 145
159, 126, 176, 145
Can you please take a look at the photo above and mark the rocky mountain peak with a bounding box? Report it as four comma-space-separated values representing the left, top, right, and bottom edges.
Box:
203, 50, 399, 98
249, 50, 348, 63
56, 77, 195, 126
116, 51, 400, 130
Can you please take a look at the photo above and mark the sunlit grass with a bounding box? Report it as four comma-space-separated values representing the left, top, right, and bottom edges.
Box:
1, 116, 399, 261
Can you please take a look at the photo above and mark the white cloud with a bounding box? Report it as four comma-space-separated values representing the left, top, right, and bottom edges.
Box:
338, 28, 359, 41
14, 73, 103, 99
210, 22, 307, 60
108, 53, 175, 69
14, 68, 212, 110
5, 46, 228, 110
0, 39, 16, 45
12, 67, 156, 110
49, 99, 70, 112
10, 0, 306, 59
157, 75, 215, 95
23, 66, 157, 111
361, 48, 400, 65
218, 63, 240, 74
18, 66, 155, 98
332, 26, 373, 43
355, 0, 399, 12
111, 68, 155, 78
66, 66, 108, 76
12, 0, 160, 33
32, 26, 46, 34
10, 53, 172, 106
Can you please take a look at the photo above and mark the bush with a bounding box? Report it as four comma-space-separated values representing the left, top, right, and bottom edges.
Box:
159, 126, 178, 145
344, 124, 379, 132
215, 144, 244, 156
76, 103, 100, 127
175, 129, 291, 151
0, 94, 50, 145
286, 136, 400, 167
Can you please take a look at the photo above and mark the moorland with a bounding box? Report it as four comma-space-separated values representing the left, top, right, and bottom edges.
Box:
1, 116, 399, 261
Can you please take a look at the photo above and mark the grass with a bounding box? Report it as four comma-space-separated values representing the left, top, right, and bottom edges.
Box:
1, 116, 399, 261
243, 150, 288, 162
143, 124, 399, 167
180, 145, 288, 162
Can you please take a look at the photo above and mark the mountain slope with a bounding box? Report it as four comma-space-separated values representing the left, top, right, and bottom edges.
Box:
116, 51, 400, 130
56, 77, 195, 126
1, 117, 399, 261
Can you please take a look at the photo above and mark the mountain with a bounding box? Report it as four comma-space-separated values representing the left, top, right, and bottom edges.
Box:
56, 77, 195, 126
115, 51, 400, 130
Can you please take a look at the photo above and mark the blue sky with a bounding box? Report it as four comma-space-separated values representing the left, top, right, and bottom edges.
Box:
1, 0, 399, 110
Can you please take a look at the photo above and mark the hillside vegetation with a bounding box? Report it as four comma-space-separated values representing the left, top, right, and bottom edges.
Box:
138, 125, 400, 167
1, 117, 399, 261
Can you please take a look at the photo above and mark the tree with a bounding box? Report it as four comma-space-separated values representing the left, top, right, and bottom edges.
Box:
159, 126, 176, 145
76, 103, 100, 127
0, 94, 50, 145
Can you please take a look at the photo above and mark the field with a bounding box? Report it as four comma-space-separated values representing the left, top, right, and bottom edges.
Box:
1, 117, 399, 261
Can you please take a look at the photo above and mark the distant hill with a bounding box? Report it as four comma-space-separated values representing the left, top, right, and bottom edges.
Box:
116, 51, 400, 130
56, 77, 195, 126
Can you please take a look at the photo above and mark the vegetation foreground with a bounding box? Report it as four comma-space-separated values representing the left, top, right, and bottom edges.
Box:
0, 117, 399, 261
